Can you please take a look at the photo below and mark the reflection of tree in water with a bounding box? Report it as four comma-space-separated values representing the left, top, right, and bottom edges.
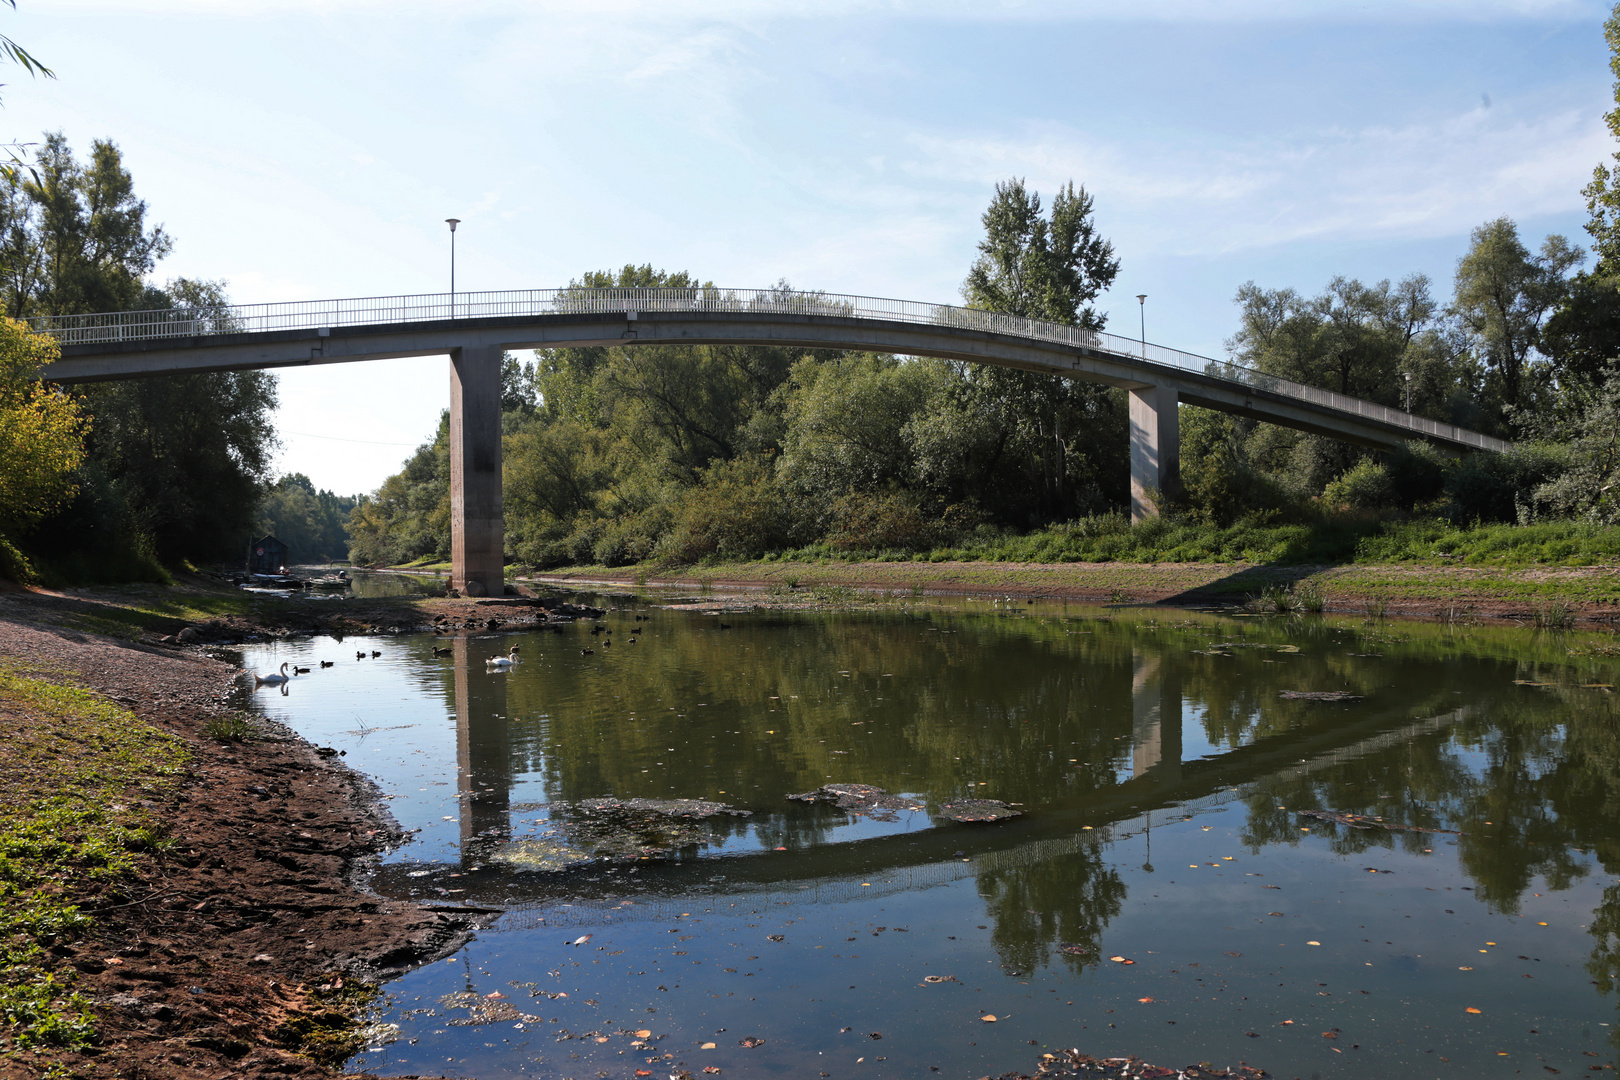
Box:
974, 836, 1125, 977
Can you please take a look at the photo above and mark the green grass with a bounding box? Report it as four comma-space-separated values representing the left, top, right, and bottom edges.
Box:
0, 664, 190, 1060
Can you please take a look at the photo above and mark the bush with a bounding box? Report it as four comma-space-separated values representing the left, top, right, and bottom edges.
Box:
1443, 444, 1567, 524
1322, 461, 1397, 512
664, 460, 793, 563
825, 491, 939, 552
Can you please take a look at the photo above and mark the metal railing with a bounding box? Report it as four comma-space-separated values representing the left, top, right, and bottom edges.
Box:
29, 286, 1511, 451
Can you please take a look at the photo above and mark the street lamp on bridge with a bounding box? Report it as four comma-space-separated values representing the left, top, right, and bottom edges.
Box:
1136, 294, 1147, 358
445, 218, 461, 318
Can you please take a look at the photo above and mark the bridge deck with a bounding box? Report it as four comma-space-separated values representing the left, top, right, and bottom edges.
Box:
34, 286, 1509, 455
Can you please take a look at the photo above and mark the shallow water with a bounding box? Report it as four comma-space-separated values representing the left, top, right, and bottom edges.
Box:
240, 597, 1620, 1079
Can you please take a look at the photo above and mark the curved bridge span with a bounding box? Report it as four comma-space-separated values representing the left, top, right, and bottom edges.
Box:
34, 287, 1508, 596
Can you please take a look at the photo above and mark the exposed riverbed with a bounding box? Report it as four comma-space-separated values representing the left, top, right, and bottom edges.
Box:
240, 594, 1620, 1079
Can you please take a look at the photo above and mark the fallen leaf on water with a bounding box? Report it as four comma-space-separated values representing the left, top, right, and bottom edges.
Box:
740, 1036, 765, 1048
1307, 941, 1321, 946
484, 991, 506, 999
635, 1029, 652, 1038
981, 1014, 998, 1022
1466, 1007, 1482, 1014
1109, 956, 1135, 964
594, 1036, 610, 1043
1138, 997, 1155, 1003
571, 934, 593, 946
1322, 1032, 1338, 1039
1281, 1020, 1295, 1025
704, 1069, 722, 1075
1459, 966, 1474, 971
767, 934, 785, 942
701, 1042, 716, 1049
923, 975, 955, 983
636, 1071, 653, 1077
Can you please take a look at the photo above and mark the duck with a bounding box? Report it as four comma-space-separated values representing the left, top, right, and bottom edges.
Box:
580, 648, 594, 656
431, 645, 453, 658
319, 660, 334, 668
486, 647, 521, 667
293, 665, 311, 675
370, 650, 382, 658
254, 662, 291, 687
355, 651, 366, 660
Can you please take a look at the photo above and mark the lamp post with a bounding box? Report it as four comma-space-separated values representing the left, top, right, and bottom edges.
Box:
1403, 371, 1412, 412
445, 218, 461, 318
1136, 294, 1147, 358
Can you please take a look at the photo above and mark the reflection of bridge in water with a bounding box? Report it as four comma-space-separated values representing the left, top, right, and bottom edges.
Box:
372, 645, 1467, 914
36, 287, 1509, 597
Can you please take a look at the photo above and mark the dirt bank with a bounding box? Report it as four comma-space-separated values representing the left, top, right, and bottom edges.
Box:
0, 600, 475, 1080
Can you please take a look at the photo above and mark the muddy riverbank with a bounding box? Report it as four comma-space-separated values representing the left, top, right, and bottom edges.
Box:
0, 597, 477, 1080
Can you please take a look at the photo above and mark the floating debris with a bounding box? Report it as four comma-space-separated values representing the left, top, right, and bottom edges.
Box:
987, 1047, 1270, 1079
437, 991, 541, 1026
936, 798, 1023, 823
1279, 691, 1363, 702
787, 783, 925, 821
1297, 809, 1464, 836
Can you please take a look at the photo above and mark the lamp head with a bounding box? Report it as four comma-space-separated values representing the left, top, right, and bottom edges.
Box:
446, 218, 461, 233
1136, 294, 1147, 304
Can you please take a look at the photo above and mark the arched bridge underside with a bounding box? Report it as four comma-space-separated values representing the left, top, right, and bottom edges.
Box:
36, 287, 1510, 596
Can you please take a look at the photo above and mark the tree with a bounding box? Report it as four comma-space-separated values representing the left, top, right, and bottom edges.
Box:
1452, 217, 1583, 421
963, 178, 1118, 329
1, 133, 171, 317
961, 179, 1126, 520
1584, 3, 1620, 268
0, 316, 83, 538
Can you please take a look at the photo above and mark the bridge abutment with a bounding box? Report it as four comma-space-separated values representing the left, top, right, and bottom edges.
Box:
1129, 384, 1180, 522
449, 345, 505, 597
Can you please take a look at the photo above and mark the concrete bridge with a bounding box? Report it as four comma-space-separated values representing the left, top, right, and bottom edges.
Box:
34, 286, 1509, 596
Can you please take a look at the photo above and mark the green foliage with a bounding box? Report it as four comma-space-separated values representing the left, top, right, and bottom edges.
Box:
1584, 3, 1620, 268
256, 473, 357, 563
1452, 217, 1584, 421
1442, 443, 1568, 525
0, 137, 279, 569
1321, 461, 1397, 513
347, 414, 449, 566
0, 665, 189, 1054
0, 318, 83, 550
665, 458, 792, 563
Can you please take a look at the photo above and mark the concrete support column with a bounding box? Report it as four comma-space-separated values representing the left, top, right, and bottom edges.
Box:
450, 345, 504, 597
1129, 384, 1181, 522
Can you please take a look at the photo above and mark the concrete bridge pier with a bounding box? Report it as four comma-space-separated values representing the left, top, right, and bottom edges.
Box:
1129, 384, 1180, 522
449, 345, 505, 597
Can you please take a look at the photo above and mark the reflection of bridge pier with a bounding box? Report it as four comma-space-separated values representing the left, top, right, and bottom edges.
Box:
1131, 651, 1182, 784
453, 638, 512, 863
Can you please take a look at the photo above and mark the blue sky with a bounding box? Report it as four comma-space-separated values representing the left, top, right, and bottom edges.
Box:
5, 0, 1612, 495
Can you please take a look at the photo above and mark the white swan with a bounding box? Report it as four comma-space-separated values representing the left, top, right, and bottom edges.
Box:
486, 647, 521, 667
254, 662, 291, 687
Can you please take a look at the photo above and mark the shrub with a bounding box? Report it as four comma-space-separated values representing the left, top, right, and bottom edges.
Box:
664, 459, 793, 563
1322, 461, 1397, 512
824, 491, 939, 552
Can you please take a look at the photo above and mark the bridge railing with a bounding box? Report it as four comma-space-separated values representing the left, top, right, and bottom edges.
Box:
28, 286, 1510, 451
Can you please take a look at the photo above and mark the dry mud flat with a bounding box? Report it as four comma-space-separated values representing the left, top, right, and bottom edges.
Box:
0, 610, 472, 1080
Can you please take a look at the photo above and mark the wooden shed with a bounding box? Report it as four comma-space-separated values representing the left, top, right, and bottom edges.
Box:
247, 535, 289, 574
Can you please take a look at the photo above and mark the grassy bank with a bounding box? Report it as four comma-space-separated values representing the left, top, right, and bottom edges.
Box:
0, 662, 191, 1066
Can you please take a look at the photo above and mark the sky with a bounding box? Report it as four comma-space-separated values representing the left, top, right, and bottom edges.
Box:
4, 0, 1613, 496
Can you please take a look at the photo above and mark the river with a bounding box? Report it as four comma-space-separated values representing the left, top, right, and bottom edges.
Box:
239, 593, 1620, 1079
